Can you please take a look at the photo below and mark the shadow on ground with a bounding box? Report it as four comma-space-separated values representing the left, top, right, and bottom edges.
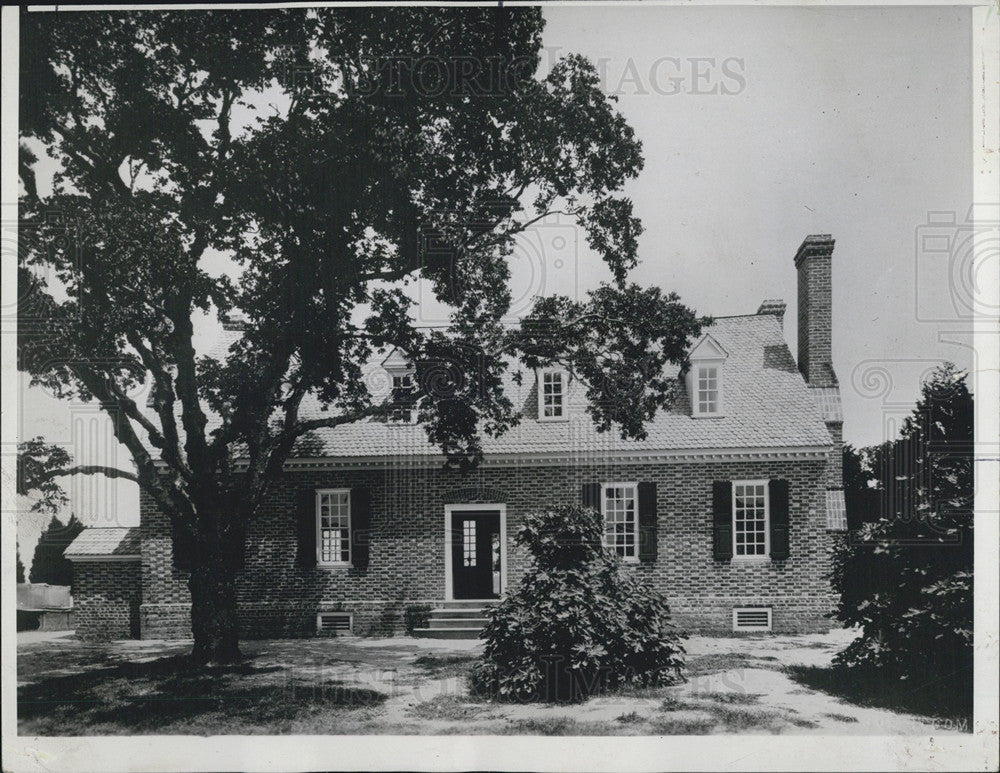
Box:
18, 654, 388, 735
786, 663, 972, 726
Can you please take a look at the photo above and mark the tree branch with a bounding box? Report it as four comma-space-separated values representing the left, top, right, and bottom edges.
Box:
32, 464, 140, 485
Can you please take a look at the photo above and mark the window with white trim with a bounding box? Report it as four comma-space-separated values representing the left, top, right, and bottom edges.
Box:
389, 373, 416, 423
317, 489, 351, 565
732, 481, 769, 558
696, 365, 720, 415
538, 368, 567, 421
602, 482, 638, 560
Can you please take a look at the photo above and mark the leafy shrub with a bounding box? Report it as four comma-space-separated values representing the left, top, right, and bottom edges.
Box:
830, 365, 972, 715
472, 504, 684, 703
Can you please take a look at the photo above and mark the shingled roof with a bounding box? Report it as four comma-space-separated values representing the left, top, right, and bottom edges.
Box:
157, 310, 833, 463
301, 313, 833, 460
65, 527, 141, 559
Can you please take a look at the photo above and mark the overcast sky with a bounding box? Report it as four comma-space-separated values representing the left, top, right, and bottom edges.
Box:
17, 6, 973, 544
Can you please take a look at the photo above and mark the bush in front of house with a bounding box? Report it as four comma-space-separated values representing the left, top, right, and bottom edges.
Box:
471, 504, 685, 703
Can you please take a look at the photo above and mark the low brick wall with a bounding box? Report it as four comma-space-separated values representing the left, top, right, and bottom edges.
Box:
668, 595, 836, 635
72, 560, 141, 641
140, 599, 437, 640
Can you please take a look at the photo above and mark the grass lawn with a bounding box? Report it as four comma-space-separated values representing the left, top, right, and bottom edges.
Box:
17, 629, 969, 735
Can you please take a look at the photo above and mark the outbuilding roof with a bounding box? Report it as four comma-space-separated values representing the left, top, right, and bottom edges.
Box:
64, 527, 141, 559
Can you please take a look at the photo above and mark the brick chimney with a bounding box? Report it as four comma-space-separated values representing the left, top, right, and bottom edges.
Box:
794, 235, 836, 387
756, 299, 787, 329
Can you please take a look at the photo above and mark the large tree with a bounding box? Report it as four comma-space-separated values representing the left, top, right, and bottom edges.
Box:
19, 8, 703, 663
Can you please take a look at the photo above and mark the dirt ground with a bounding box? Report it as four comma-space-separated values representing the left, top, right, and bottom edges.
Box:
17, 628, 967, 735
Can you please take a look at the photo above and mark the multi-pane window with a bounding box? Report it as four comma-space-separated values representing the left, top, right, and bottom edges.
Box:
462, 519, 476, 567
540, 369, 566, 420
733, 481, 768, 557
317, 490, 351, 565
697, 366, 719, 415
389, 373, 416, 423
603, 483, 638, 560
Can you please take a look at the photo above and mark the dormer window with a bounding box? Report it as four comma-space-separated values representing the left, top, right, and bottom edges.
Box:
381, 348, 417, 424
389, 373, 416, 423
687, 334, 728, 418
538, 368, 568, 422
697, 366, 719, 414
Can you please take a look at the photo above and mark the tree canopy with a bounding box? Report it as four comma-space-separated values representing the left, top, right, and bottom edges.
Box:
19, 7, 703, 662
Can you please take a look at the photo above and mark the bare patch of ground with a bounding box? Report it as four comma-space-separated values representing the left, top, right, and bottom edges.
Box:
17, 628, 966, 735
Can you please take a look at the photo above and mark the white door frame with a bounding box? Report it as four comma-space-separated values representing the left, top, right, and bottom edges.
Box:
444, 503, 507, 602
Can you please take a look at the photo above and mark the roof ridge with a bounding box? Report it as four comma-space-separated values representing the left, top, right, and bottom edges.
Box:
708, 312, 774, 321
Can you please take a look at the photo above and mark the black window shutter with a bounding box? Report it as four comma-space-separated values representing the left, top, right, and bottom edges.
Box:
582, 482, 602, 511
712, 481, 733, 560
637, 482, 657, 561
171, 518, 195, 571
296, 489, 317, 568
351, 486, 372, 570
769, 479, 790, 560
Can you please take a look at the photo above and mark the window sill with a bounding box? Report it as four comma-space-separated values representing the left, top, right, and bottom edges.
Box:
317, 563, 351, 570
538, 416, 569, 423
691, 413, 725, 419
730, 556, 771, 564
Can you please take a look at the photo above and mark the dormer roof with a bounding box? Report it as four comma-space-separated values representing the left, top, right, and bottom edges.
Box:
380, 347, 412, 372
688, 333, 729, 361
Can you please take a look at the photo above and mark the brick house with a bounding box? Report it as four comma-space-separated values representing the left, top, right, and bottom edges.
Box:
68, 235, 847, 641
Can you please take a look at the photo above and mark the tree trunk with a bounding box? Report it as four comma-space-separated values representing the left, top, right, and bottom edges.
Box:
188, 552, 241, 665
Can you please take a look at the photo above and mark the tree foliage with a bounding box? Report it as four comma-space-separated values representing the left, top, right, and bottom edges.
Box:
17, 545, 27, 584
19, 8, 703, 662
472, 505, 685, 702
29, 514, 86, 587
831, 364, 973, 713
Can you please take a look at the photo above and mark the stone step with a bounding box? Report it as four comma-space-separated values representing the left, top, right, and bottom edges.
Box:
425, 617, 488, 630
412, 627, 483, 640
433, 599, 500, 609
427, 607, 493, 619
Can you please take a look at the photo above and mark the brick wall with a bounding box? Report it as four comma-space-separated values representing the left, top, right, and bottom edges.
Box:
826, 422, 844, 488
72, 560, 141, 641
140, 455, 838, 638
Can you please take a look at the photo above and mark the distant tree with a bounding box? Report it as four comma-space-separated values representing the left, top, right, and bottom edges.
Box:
831, 364, 973, 714
19, 8, 704, 663
17, 544, 27, 584
29, 514, 86, 587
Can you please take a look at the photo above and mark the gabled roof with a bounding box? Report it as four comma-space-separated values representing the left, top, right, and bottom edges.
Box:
162, 311, 834, 463
380, 348, 412, 372
64, 528, 141, 559
289, 313, 831, 459
688, 333, 729, 360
